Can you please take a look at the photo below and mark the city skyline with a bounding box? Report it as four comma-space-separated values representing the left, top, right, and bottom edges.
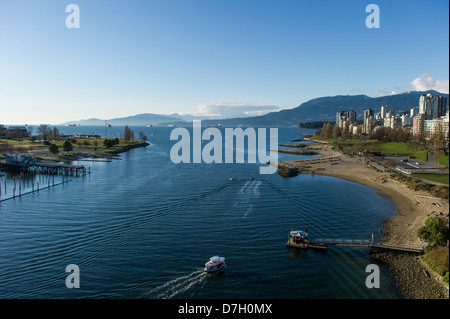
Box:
0, 0, 449, 124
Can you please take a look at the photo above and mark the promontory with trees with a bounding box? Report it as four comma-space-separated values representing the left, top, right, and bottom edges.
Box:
0, 124, 149, 160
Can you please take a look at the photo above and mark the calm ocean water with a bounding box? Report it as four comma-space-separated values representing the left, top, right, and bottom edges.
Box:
0, 126, 400, 299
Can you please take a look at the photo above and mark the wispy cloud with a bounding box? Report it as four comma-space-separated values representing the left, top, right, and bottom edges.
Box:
192, 102, 281, 118
377, 87, 398, 97
377, 73, 449, 97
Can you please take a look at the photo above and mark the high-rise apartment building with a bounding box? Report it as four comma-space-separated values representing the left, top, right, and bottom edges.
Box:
336, 110, 356, 129
363, 108, 374, 134
419, 93, 447, 120
381, 105, 394, 119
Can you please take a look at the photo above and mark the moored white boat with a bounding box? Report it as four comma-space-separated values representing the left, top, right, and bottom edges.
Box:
204, 256, 226, 273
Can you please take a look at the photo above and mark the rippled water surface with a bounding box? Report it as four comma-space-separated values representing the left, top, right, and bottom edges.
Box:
0, 126, 400, 298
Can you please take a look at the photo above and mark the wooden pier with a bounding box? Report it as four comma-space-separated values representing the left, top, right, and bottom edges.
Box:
0, 161, 88, 177
0, 157, 88, 202
368, 244, 424, 254
286, 227, 424, 254
0, 177, 71, 202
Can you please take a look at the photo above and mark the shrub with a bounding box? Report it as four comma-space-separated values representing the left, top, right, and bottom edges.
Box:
418, 217, 449, 245
103, 139, 115, 148
63, 140, 73, 152
49, 143, 59, 155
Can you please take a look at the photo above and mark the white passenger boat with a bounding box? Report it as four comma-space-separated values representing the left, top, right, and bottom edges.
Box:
204, 256, 226, 273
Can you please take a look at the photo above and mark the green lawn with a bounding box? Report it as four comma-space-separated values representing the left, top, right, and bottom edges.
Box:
365, 141, 426, 156
316, 137, 449, 164
343, 140, 428, 160
412, 174, 449, 185
412, 150, 428, 162
436, 153, 449, 166
1, 137, 142, 155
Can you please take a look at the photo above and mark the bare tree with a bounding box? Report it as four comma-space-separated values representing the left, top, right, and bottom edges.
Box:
27, 126, 34, 137
322, 123, 333, 139
431, 122, 447, 156
332, 123, 341, 139
124, 126, 132, 143
52, 126, 60, 139
93, 139, 99, 150
342, 121, 350, 140
38, 124, 51, 141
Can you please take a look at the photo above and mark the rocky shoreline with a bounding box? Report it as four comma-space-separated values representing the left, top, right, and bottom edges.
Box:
105, 142, 150, 154
369, 250, 448, 299
274, 138, 449, 299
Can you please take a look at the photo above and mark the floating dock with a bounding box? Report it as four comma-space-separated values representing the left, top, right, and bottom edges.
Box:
286, 228, 327, 250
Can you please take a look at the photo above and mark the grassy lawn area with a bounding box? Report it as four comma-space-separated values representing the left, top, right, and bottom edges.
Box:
334, 139, 429, 159
436, 153, 449, 166
422, 246, 449, 283
364, 141, 426, 156
412, 174, 449, 185
1, 137, 143, 156
316, 136, 444, 164
411, 150, 428, 161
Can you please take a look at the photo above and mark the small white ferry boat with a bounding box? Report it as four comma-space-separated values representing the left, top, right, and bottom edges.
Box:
204, 256, 226, 273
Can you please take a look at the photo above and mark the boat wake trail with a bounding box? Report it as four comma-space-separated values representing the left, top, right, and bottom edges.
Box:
233, 181, 261, 218
138, 270, 206, 299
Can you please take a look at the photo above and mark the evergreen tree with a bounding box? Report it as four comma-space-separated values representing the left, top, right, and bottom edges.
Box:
63, 140, 73, 152
49, 143, 59, 155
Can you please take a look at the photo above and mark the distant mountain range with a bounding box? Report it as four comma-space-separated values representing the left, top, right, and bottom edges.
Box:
61, 90, 448, 127
60, 113, 189, 126
203, 90, 449, 126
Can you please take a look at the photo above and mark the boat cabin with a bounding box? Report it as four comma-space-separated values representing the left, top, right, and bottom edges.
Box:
204, 256, 226, 273
286, 227, 327, 250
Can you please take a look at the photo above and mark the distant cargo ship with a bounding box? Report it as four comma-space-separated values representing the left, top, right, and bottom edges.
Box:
65, 124, 79, 127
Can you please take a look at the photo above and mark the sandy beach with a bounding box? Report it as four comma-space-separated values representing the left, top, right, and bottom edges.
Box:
273, 139, 449, 298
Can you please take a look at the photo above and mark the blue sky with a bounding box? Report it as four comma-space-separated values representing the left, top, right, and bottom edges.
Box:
0, 0, 448, 124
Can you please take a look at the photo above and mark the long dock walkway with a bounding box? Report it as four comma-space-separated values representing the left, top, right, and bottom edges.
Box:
311, 238, 371, 247
308, 238, 424, 253
286, 227, 424, 254
0, 161, 88, 176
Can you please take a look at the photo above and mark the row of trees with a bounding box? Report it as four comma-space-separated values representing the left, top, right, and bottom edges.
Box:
123, 126, 134, 143
124, 126, 148, 142
318, 122, 353, 140
317, 122, 449, 155
36, 124, 61, 141
6, 124, 147, 144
